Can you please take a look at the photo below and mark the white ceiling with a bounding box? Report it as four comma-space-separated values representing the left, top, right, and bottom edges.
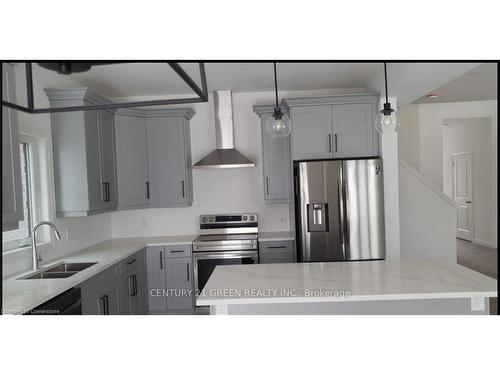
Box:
412, 63, 497, 104
53, 62, 382, 97
32, 62, 487, 107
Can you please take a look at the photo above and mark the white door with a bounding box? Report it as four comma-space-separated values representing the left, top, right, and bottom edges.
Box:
453, 151, 473, 241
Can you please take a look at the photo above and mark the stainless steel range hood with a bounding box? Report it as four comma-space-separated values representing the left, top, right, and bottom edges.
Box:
193, 90, 255, 169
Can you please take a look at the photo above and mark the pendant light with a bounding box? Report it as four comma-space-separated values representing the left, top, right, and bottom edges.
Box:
376, 62, 398, 133
266, 62, 291, 138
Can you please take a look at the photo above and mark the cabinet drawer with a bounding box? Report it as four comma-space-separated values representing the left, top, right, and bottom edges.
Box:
165, 244, 192, 258
260, 253, 295, 264
119, 249, 145, 274
79, 264, 120, 299
260, 241, 294, 254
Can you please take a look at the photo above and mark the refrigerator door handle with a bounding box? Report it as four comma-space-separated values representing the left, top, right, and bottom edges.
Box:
338, 162, 346, 259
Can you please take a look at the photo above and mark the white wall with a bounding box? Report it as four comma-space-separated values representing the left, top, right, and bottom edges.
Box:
418, 100, 497, 247
399, 161, 457, 263
442, 118, 495, 247
3, 64, 112, 278
397, 104, 420, 169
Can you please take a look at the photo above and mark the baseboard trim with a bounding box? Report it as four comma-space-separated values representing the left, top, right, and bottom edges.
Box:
472, 239, 497, 249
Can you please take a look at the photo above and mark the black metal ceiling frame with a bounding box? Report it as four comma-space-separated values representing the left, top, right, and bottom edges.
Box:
1, 62, 208, 113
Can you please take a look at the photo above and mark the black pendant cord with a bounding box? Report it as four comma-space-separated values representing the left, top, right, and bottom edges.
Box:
384, 62, 389, 104
273, 62, 279, 108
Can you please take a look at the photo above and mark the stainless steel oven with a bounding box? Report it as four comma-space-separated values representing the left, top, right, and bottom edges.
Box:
193, 214, 259, 295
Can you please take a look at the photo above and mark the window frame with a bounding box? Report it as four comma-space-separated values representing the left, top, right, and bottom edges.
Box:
2, 132, 52, 253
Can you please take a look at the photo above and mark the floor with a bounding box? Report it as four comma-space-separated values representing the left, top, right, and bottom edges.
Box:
456, 239, 498, 315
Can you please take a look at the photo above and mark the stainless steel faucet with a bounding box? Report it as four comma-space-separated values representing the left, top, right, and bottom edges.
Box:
31, 221, 62, 271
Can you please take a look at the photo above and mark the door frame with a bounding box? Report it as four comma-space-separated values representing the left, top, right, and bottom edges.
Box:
452, 150, 473, 241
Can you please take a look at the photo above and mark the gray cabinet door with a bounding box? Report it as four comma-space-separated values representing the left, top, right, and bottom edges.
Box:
166, 257, 194, 311
261, 114, 292, 203
115, 115, 149, 209
146, 117, 189, 206
98, 110, 118, 209
84, 109, 103, 212
291, 105, 333, 160
146, 246, 167, 312
332, 103, 375, 158
83, 284, 119, 315
2, 63, 23, 230
119, 267, 142, 315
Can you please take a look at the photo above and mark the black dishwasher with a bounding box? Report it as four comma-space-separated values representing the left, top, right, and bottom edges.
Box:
24, 288, 82, 315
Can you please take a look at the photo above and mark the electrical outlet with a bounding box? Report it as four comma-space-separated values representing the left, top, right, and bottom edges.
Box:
470, 296, 485, 311
280, 213, 287, 224
141, 217, 147, 228
64, 228, 72, 240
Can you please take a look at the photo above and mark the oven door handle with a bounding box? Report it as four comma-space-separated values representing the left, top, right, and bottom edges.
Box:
194, 244, 256, 252
193, 250, 259, 260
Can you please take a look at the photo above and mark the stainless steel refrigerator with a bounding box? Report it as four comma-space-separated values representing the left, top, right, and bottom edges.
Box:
294, 158, 385, 262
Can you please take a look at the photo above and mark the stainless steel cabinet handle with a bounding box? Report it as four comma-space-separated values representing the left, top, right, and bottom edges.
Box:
133, 275, 138, 296
159, 251, 163, 270
466, 200, 472, 203
267, 246, 287, 249
328, 134, 332, 153
146, 181, 150, 199
107, 183, 111, 202
170, 250, 184, 253
126, 258, 137, 265
181, 180, 185, 198
129, 275, 137, 297
334, 134, 338, 153
265, 177, 270, 195
186, 263, 190, 282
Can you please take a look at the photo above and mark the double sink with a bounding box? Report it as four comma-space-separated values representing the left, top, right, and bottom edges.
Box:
20, 262, 97, 280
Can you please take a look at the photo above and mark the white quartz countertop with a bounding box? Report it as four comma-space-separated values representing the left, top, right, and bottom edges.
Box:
196, 260, 497, 306
2, 235, 197, 314
258, 231, 295, 242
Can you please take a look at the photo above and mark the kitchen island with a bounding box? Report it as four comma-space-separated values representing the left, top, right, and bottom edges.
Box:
196, 260, 497, 314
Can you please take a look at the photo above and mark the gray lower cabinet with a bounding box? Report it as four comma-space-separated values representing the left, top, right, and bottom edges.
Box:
80, 263, 121, 315
253, 105, 292, 203
45, 88, 118, 217
114, 109, 195, 210
284, 94, 380, 160
118, 250, 147, 314
2, 63, 23, 230
165, 256, 193, 310
146, 246, 167, 312
80, 250, 147, 315
146, 244, 194, 313
259, 240, 295, 264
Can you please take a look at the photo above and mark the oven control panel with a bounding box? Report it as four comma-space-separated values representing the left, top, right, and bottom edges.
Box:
199, 214, 258, 225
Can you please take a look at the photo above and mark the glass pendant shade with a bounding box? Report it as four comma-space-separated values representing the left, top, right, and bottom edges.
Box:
376, 110, 398, 133
266, 109, 291, 138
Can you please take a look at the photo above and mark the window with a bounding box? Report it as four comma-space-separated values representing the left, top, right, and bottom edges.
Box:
2, 142, 34, 250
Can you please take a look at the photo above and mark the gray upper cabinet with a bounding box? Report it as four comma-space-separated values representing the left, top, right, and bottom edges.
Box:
331, 103, 375, 158
114, 109, 195, 210
46, 88, 118, 217
284, 94, 380, 161
114, 110, 149, 209
147, 115, 193, 207
253, 105, 292, 204
2, 63, 23, 230
98, 110, 118, 209
290, 105, 333, 160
